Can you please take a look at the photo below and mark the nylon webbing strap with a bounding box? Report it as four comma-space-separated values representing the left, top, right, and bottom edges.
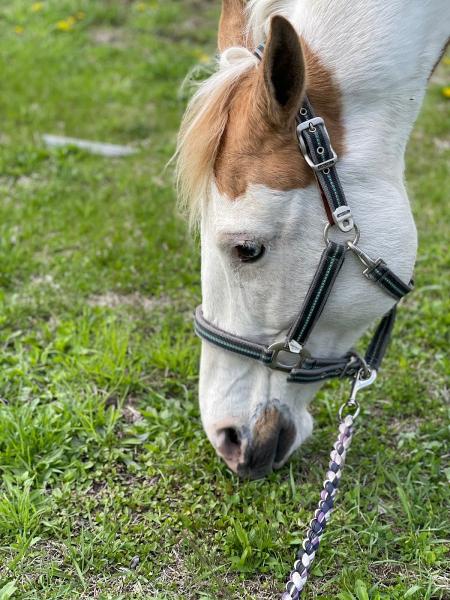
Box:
287, 306, 397, 382
194, 306, 273, 365
287, 354, 363, 383
286, 242, 346, 348
296, 98, 353, 232
365, 261, 413, 301
194, 305, 397, 383
364, 306, 397, 370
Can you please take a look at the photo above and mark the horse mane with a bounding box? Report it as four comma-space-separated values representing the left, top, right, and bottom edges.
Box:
246, 0, 293, 40
175, 0, 294, 226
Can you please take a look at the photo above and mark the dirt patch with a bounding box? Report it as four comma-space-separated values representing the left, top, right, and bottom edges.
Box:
30, 274, 61, 290
88, 292, 171, 312
89, 27, 127, 48
368, 561, 404, 583
434, 137, 450, 153
123, 404, 142, 423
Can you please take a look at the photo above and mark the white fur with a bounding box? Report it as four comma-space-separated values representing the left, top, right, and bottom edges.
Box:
198, 0, 449, 467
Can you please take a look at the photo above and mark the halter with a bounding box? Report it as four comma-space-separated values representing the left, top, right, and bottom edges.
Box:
194, 43, 413, 383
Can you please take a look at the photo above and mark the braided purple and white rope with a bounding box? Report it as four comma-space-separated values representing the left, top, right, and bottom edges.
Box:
281, 413, 355, 599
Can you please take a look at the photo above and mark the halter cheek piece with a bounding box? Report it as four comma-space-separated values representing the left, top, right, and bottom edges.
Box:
194, 44, 413, 382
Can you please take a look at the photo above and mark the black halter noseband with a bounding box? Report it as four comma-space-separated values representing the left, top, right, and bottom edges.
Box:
194, 44, 413, 382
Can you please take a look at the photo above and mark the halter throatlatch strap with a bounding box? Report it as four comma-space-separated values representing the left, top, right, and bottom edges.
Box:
346, 241, 414, 301
364, 305, 397, 370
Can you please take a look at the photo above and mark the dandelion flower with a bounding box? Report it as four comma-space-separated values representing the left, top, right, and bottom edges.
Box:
56, 19, 74, 32
442, 86, 450, 99
198, 53, 210, 64
31, 2, 44, 12
15, 25, 24, 34
193, 49, 211, 64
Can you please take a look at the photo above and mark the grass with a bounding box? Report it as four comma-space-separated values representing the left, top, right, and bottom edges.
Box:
0, 1, 448, 598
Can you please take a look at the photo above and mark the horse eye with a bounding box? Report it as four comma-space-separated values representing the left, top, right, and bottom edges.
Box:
235, 241, 265, 263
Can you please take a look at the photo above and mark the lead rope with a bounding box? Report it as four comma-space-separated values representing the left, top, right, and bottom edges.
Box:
281, 367, 377, 599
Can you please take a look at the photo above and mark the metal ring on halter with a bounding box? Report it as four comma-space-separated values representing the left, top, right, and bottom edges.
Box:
349, 351, 370, 378
324, 222, 360, 246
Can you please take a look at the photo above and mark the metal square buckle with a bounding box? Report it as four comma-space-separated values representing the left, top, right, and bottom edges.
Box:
296, 117, 338, 171
267, 341, 310, 372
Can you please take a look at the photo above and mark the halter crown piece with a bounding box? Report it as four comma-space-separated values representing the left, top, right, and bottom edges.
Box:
194, 43, 413, 598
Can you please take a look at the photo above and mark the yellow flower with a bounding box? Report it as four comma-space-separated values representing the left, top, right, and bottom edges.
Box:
193, 49, 210, 64
136, 2, 146, 11
56, 19, 74, 32
31, 2, 44, 12
442, 86, 450, 98
15, 25, 24, 34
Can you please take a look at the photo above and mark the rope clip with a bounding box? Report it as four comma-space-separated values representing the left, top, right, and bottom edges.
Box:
339, 368, 377, 421
347, 240, 385, 280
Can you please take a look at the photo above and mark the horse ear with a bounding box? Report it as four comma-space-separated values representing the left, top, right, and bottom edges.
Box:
260, 16, 306, 125
218, 0, 248, 52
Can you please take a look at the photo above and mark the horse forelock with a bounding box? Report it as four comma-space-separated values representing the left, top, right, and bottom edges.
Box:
175, 0, 344, 225
175, 48, 258, 227
175, 0, 297, 226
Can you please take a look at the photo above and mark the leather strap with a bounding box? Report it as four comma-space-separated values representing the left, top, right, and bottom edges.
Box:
254, 45, 353, 233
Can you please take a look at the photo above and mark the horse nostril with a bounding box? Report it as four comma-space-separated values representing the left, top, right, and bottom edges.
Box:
212, 407, 296, 477
240, 403, 297, 477
274, 424, 295, 464
216, 427, 243, 463
225, 427, 240, 446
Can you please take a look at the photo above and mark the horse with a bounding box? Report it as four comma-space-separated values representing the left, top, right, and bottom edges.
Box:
175, 0, 449, 479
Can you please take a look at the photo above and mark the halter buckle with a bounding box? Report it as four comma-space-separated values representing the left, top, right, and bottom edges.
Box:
297, 117, 338, 172
267, 341, 310, 372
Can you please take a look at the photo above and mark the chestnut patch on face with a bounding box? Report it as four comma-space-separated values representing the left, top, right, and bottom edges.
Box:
214, 41, 344, 199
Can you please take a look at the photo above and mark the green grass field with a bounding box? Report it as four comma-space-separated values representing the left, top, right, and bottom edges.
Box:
0, 1, 449, 598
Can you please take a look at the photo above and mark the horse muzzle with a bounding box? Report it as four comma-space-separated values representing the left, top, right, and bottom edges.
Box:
214, 400, 297, 479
